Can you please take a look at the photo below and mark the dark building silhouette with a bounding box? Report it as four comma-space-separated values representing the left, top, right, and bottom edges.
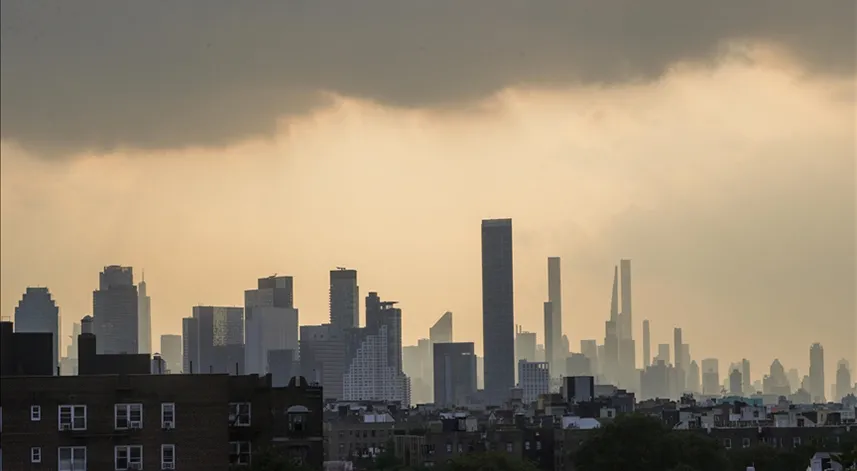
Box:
299, 324, 347, 400
78, 331, 150, 375
481, 218, 515, 405
0, 321, 54, 377
267, 348, 298, 387
330, 268, 359, 329
0, 373, 324, 470
433, 342, 477, 407
93, 265, 139, 354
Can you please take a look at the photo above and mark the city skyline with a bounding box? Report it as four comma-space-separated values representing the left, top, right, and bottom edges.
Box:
3, 252, 853, 389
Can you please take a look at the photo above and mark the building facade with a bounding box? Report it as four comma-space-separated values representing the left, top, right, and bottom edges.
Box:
330, 268, 359, 330
481, 219, 515, 405
433, 342, 477, 407
14, 287, 60, 375
93, 266, 139, 354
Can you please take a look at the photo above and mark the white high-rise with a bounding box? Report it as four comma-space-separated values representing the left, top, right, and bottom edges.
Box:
518, 360, 550, 403
15, 287, 60, 374
244, 276, 299, 375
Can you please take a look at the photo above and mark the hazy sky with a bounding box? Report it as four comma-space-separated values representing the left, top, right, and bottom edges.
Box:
1, 1, 854, 381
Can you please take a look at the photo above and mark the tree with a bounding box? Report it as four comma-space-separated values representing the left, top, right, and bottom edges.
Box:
572, 414, 730, 471
438, 452, 540, 471
243, 447, 311, 471
832, 439, 857, 470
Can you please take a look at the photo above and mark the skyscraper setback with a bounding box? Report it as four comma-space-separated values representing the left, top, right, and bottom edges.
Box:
244, 276, 299, 376
93, 265, 138, 354
481, 218, 515, 405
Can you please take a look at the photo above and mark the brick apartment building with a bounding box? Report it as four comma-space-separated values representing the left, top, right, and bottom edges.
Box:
0, 373, 323, 471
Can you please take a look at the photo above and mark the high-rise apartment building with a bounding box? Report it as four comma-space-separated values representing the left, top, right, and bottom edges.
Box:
160, 334, 182, 374
741, 359, 752, 394
481, 218, 515, 405
729, 367, 743, 395
343, 292, 409, 405
245, 276, 299, 376
809, 343, 825, 403
187, 306, 244, 374
14, 287, 60, 374
93, 265, 138, 354
330, 268, 358, 329
138, 278, 152, 354
300, 323, 347, 401
518, 361, 550, 403
546, 257, 563, 378
701, 358, 720, 396
515, 327, 537, 364
433, 342, 477, 407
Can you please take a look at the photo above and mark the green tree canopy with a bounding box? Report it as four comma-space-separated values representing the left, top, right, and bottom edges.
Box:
439, 452, 540, 471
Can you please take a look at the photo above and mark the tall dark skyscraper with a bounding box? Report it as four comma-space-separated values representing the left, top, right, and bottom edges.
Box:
481, 218, 515, 405
330, 268, 359, 329
93, 265, 138, 354
546, 257, 563, 377
642, 319, 651, 368
14, 287, 60, 374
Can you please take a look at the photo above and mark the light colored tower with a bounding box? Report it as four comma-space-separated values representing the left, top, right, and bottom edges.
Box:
138, 275, 152, 354
642, 320, 651, 368
547, 257, 563, 377
619, 259, 632, 340
93, 265, 138, 354
809, 343, 825, 403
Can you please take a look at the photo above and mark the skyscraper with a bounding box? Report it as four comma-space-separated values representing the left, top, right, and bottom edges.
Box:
546, 256, 563, 377
515, 327, 537, 364
93, 265, 138, 354
741, 359, 752, 394
701, 358, 720, 395
481, 218, 515, 404
137, 277, 152, 354
619, 259, 632, 340
160, 334, 182, 374
673, 328, 685, 395
433, 342, 477, 407
191, 306, 244, 374
245, 276, 299, 376
543, 301, 554, 375
330, 268, 359, 329
430, 311, 453, 344
181, 317, 198, 373
343, 292, 409, 404
809, 343, 825, 403
642, 320, 651, 368
518, 360, 550, 403
300, 323, 347, 400
835, 360, 852, 402
14, 287, 60, 374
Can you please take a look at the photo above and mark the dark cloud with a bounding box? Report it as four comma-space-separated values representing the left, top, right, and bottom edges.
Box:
1, 0, 854, 156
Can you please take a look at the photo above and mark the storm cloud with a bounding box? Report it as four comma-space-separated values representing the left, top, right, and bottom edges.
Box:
1, 0, 854, 156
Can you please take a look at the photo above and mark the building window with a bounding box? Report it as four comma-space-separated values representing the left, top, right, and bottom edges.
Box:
536, 441, 542, 450
446, 443, 452, 453
229, 402, 251, 427
161, 403, 175, 429
31, 405, 41, 421
793, 437, 801, 448
115, 445, 143, 470
58, 405, 87, 431
31, 447, 41, 463
742, 438, 751, 449
506, 442, 513, 453
114, 404, 143, 430
161, 444, 175, 470
58, 446, 86, 471
723, 438, 732, 449
525, 441, 530, 450
229, 441, 251, 465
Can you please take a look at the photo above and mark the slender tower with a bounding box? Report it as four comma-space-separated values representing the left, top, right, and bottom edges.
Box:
642, 320, 651, 368
547, 257, 563, 377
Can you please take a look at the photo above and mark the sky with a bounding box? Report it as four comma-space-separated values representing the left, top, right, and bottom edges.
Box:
1, 1, 855, 382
